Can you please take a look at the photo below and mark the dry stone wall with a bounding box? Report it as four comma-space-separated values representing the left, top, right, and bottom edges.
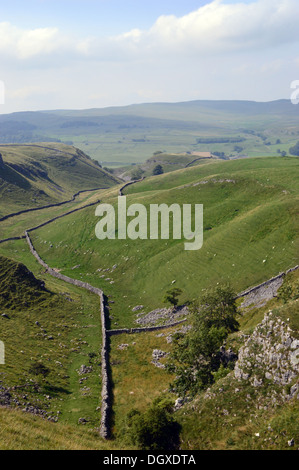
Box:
236, 266, 299, 308
0, 187, 103, 223
0, 235, 26, 244
107, 319, 187, 336
118, 177, 144, 196
25, 231, 110, 439
0, 199, 100, 245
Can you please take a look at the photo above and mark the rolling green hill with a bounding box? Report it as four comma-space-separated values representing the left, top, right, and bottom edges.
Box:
115, 151, 220, 180
22, 156, 299, 329
0, 143, 119, 216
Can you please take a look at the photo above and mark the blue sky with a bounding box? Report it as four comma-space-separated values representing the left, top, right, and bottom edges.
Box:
0, 0, 299, 113
1, 1, 246, 33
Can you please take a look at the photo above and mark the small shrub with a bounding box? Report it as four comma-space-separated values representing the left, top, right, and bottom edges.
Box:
126, 397, 181, 450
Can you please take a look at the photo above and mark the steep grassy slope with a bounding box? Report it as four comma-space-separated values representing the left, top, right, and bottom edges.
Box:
0, 254, 103, 430
0, 143, 119, 216
0, 407, 124, 450
26, 156, 298, 329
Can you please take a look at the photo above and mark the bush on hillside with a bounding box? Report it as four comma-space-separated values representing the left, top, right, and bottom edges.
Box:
126, 396, 181, 450
152, 164, 164, 175
167, 285, 239, 396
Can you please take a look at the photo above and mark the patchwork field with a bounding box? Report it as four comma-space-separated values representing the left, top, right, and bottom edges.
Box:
0, 100, 299, 167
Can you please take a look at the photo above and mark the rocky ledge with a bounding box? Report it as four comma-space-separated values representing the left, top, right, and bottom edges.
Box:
235, 312, 299, 401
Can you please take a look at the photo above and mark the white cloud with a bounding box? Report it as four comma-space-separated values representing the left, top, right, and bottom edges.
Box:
120, 0, 299, 56
1, 0, 299, 113
1, 1, 299, 64
0, 22, 63, 59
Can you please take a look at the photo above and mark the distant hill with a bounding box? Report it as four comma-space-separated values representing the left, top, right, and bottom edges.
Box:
0, 143, 119, 216
115, 151, 220, 180
1, 100, 298, 166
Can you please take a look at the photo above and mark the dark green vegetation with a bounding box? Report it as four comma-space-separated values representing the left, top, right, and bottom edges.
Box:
125, 397, 181, 451
0, 254, 47, 309
163, 288, 183, 308
1, 99, 299, 167
0, 143, 119, 216
168, 286, 239, 396
152, 164, 164, 176
176, 269, 299, 450
289, 141, 299, 156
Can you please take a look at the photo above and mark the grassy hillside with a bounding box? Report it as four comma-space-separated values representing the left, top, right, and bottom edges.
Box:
0, 253, 104, 430
22, 156, 299, 330
0, 407, 123, 450
0, 154, 298, 450
1, 257, 297, 450
0, 187, 115, 241
115, 151, 219, 180
0, 143, 119, 216
0, 100, 298, 166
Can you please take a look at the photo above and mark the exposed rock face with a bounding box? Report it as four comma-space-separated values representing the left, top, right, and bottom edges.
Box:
234, 312, 299, 399
136, 305, 189, 327
77, 365, 93, 375
240, 277, 284, 309
151, 349, 169, 369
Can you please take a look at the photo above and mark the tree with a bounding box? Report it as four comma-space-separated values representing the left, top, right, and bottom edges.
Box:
126, 396, 181, 450
131, 168, 144, 180
167, 285, 239, 396
152, 164, 164, 176
289, 141, 299, 156
163, 288, 182, 309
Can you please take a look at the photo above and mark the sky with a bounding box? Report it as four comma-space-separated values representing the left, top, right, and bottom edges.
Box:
0, 0, 299, 113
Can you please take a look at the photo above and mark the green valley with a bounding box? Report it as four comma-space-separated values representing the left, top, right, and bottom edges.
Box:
0, 142, 298, 451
